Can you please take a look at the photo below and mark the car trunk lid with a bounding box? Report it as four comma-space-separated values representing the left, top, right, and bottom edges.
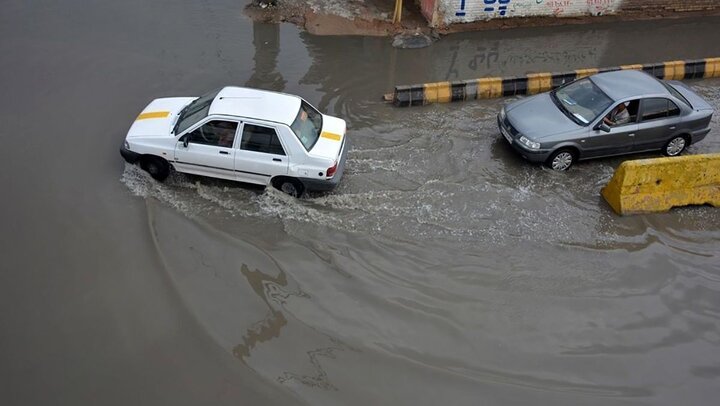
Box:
309, 114, 346, 162
669, 81, 713, 111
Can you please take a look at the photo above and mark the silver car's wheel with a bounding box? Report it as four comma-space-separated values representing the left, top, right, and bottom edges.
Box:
547, 150, 575, 171
663, 136, 687, 157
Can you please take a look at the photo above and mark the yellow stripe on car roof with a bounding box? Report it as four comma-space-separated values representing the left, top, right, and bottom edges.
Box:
136, 111, 171, 120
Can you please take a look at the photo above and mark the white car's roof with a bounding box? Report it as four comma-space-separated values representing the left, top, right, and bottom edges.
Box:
208, 87, 302, 126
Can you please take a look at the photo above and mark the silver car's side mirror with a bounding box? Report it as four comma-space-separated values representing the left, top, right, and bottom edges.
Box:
597, 123, 611, 133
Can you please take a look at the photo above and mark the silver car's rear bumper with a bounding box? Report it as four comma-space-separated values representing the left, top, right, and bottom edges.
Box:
691, 127, 711, 144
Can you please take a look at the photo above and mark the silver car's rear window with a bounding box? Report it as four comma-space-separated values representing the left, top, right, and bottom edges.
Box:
553, 78, 613, 125
660, 81, 693, 109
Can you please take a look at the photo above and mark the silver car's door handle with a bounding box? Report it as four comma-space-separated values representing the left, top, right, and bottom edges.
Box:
628, 133, 635, 137
669, 126, 676, 130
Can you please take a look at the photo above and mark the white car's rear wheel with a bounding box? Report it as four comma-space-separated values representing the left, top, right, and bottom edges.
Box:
272, 177, 304, 198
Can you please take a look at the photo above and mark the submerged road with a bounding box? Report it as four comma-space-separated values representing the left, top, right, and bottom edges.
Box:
1, 1, 720, 405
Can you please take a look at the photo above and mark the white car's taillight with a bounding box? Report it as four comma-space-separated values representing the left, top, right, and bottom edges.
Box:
326, 162, 337, 178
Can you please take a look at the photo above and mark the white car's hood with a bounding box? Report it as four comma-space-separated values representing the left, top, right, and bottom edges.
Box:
126, 97, 196, 138
310, 114, 347, 161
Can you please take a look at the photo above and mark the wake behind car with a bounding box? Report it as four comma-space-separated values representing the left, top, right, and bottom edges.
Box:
120, 87, 348, 196
498, 70, 714, 170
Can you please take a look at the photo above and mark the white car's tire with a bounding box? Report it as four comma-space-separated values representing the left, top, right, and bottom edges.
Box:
141, 156, 170, 181
272, 177, 304, 198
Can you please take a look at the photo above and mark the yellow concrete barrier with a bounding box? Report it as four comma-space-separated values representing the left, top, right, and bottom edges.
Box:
423, 81, 451, 103
527, 73, 552, 94
663, 60, 685, 80
705, 57, 720, 78
602, 154, 720, 215
478, 77, 502, 98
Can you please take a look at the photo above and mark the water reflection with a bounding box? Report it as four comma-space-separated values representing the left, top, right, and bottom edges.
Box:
246, 21, 286, 91
232, 264, 289, 359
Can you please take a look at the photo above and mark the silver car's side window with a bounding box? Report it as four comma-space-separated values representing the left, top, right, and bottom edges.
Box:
641, 98, 679, 122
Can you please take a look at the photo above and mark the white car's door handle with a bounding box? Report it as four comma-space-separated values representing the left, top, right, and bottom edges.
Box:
273, 158, 282, 162
219, 151, 229, 155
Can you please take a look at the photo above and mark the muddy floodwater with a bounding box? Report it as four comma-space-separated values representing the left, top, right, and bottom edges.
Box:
2, 1, 720, 405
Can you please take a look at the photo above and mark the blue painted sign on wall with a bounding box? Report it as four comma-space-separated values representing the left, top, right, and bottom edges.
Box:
457, 0, 513, 17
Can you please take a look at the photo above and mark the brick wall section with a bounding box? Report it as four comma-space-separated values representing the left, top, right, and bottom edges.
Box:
620, 0, 719, 13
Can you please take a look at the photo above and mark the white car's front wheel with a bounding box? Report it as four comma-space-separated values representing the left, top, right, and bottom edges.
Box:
140, 156, 170, 181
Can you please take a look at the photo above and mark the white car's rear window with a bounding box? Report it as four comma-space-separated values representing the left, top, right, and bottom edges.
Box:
290, 101, 323, 151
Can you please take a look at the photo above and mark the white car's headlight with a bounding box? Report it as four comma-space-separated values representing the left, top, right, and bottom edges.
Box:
519, 136, 540, 150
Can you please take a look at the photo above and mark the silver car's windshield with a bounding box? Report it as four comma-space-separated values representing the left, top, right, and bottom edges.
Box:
553, 78, 612, 125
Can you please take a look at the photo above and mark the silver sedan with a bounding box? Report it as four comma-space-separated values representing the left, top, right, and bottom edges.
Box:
498, 70, 714, 170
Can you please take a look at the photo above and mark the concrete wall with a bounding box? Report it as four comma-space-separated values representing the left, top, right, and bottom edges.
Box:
430, 0, 720, 26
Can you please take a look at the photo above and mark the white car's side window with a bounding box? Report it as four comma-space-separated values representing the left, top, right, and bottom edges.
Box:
186, 120, 238, 148
240, 124, 286, 156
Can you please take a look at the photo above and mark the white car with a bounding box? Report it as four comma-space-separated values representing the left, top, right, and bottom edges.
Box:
120, 87, 348, 196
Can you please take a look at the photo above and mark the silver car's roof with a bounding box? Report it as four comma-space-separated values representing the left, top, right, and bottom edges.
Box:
589, 70, 668, 101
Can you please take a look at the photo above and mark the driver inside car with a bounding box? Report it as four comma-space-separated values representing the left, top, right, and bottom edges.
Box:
603, 102, 630, 126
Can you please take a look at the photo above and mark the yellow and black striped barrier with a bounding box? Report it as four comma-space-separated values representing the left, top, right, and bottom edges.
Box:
389, 57, 720, 107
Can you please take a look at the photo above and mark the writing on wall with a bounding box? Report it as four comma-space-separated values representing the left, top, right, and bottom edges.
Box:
444, 0, 623, 23
437, 30, 608, 80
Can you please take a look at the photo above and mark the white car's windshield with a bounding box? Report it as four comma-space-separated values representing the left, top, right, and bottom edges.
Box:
553, 78, 612, 125
174, 88, 220, 134
290, 101, 323, 151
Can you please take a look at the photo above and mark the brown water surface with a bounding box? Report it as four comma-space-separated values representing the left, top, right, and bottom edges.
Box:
2, 1, 720, 405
